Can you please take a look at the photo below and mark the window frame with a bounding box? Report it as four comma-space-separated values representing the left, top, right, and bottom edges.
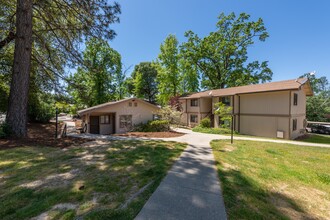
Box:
190, 99, 198, 107
292, 118, 297, 131
221, 96, 231, 106
134, 102, 138, 107
128, 102, 132, 107
190, 114, 198, 123
293, 93, 298, 106
100, 115, 110, 124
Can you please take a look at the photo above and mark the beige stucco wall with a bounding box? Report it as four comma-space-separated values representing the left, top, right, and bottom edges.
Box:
83, 99, 159, 134
186, 99, 200, 113
240, 115, 290, 139
290, 115, 306, 139
290, 89, 306, 115
240, 91, 290, 115
200, 98, 212, 113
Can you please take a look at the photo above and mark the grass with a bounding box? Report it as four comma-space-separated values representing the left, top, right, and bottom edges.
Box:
0, 140, 186, 220
298, 133, 330, 144
211, 140, 330, 219
192, 126, 237, 135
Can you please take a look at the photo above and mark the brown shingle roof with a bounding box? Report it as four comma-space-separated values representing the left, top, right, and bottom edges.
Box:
180, 78, 313, 99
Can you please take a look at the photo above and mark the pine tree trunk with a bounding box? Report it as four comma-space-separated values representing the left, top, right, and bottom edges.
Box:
6, 0, 33, 137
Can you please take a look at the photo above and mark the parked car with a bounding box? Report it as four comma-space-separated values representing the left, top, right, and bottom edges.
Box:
311, 124, 330, 135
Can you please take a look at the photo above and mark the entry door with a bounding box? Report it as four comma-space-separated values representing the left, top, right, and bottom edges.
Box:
90, 116, 100, 134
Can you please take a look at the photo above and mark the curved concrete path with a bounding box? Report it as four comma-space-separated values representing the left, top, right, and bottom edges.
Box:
67, 127, 329, 220
135, 129, 227, 220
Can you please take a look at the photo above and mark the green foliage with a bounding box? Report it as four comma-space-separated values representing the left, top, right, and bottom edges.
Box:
181, 12, 272, 90
157, 35, 181, 105
28, 93, 55, 123
199, 117, 211, 128
157, 106, 182, 125
68, 38, 123, 107
214, 102, 233, 128
134, 120, 170, 132
131, 62, 159, 103
300, 73, 330, 122
192, 126, 235, 135
0, 122, 11, 139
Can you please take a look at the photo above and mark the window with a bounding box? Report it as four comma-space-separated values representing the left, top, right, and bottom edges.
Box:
221, 96, 231, 106
293, 93, 298, 106
134, 102, 138, 107
100, 115, 110, 124
120, 115, 132, 129
191, 99, 198, 107
190, 115, 198, 123
293, 119, 297, 131
128, 102, 132, 107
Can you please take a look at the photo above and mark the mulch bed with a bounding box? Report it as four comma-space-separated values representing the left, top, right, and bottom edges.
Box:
0, 123, 93, 150
113, 131, 185, 138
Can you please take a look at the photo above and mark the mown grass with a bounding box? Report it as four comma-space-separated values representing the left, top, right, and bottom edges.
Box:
298, 134, 330, 144
192, 126, 237, 135
0, 140, 186, 220
211, 140, 330, 219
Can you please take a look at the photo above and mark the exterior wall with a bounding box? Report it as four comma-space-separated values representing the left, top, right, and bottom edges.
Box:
290, 115, 306, 139
186, 99, 200, 113
83, 99, 159, 134
290, 89, 306, 115
200, 98, 212, 113
239, 91, 290, 115
240, 116, 290, 139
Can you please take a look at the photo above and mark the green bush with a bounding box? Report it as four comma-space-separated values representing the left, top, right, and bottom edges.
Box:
133, 120, 170, 132
0, 123, 11, 139
200, 117, 211, 128
192, 126, 237, 135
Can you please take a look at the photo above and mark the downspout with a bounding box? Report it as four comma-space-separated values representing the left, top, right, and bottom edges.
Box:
186, 100, 188, 126
288, 91, 292, 139
232, 95, 235, 131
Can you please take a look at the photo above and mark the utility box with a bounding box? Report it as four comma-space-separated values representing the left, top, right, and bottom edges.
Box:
276, 131, 284, 139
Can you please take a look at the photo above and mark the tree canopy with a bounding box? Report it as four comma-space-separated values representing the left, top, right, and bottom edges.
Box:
181, 12, 272, 90
69, 38, 122, 108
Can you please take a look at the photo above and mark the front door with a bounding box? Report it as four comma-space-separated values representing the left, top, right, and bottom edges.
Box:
90, 116, 99, 134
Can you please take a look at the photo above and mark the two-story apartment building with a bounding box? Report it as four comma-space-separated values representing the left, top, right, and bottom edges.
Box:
179, 78, 313, 140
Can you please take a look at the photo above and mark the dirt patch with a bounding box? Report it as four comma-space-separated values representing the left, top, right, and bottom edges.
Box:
113, 131, 184, 138
270, 183, 330, 219
0, 123, 93, 150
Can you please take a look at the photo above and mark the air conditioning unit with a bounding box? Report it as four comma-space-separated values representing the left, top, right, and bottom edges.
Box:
276, 131, 284, 139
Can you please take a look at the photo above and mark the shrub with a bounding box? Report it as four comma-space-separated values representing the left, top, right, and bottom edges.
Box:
133, 120, 170, 132
200, 117, 211, 128
0, 122, 11, 139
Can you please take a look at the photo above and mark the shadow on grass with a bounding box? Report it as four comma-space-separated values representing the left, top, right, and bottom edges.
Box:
0, 140, 185, 220
215, 161, 316, 220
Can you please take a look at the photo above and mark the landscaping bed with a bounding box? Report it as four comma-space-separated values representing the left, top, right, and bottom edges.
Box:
0, 123, 93, 150
113, 131, 184, 138
211, 140, 330, 219
0, 140, 186, 219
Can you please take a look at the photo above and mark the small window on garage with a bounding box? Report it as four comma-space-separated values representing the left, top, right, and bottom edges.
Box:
191, 99, 198, 107
293, 93, 298, 106
134, 102, 138, 107
100, 115, 110, 124
190, 115, 198, 123
293, 119, 297, 131
128, 102, 132, 107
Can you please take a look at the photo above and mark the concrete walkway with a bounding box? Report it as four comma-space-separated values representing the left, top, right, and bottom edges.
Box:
135, 131, 227, 220
67, 128, 329, 220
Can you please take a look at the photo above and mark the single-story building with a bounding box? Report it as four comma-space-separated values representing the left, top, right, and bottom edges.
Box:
78, 98, 160, 134
179, 78, 313, 140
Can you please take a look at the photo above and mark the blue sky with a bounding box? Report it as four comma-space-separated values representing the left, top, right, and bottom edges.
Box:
109, 0, 330, 82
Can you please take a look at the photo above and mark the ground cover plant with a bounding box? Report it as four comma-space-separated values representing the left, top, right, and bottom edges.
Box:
0, 140, 186, 219
211, 140, 330, 219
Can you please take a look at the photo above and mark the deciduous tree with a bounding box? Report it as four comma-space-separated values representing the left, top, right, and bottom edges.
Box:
181, 12, 272, 90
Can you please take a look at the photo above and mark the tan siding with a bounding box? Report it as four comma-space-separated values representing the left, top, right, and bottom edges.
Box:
240, 91, 290, 115
200, 98, 212, 113
291, 89, 306, 115
290, 116, 306, 139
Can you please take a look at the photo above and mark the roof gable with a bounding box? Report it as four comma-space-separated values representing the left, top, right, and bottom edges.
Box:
77, 98, 160, 115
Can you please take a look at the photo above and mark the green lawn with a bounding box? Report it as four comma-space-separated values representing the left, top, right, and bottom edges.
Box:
298, 133, 330, 144
0, 140, 186, 220
211, 140, 330, 220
